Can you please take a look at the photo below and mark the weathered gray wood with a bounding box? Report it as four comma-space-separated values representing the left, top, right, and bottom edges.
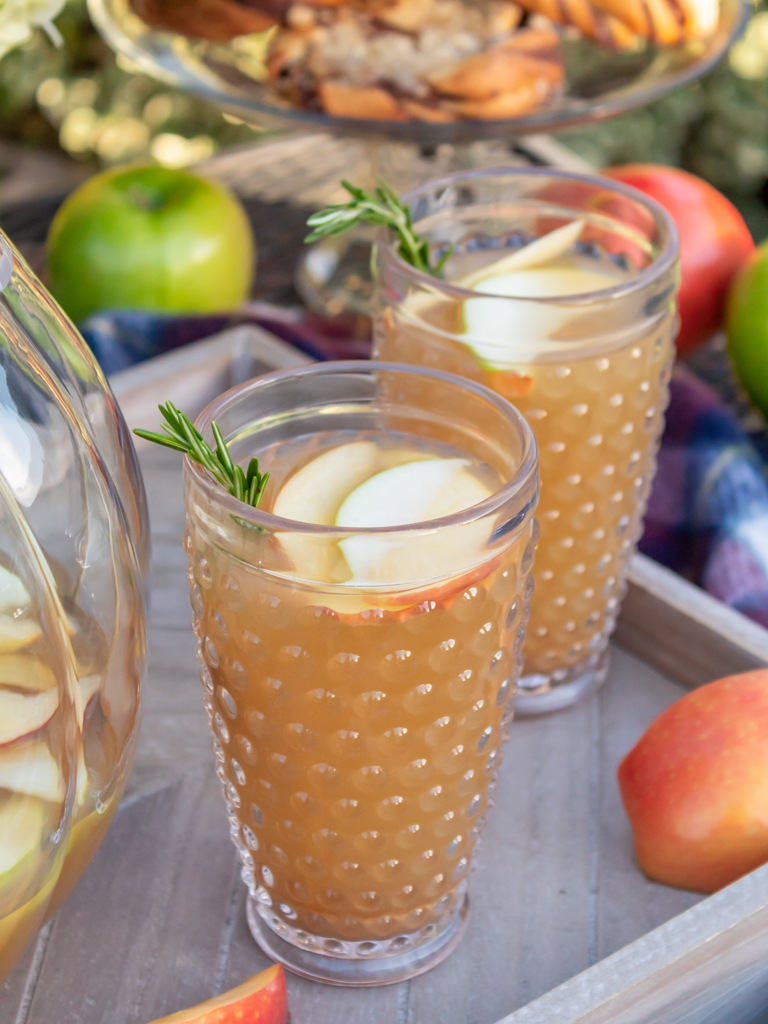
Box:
618, 554, 768, 688
595, 647, 700, 960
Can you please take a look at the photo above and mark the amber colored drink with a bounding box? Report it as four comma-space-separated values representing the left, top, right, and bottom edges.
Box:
373, 168, 679, 713
183, 362, 538, 985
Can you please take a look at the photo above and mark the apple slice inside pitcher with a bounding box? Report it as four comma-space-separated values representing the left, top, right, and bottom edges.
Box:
0, 615, 42, 654
0, 795, 47, 887
0, 740, 65, 803
0, 688, 59, 745
0, 654, 56, 692
0, 567, 30, 615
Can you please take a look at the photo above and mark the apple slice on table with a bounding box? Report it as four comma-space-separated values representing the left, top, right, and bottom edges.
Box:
0, 688, 59, 745
336, 457, 494, 587
0, 740, 64, 803
146, 964, 287, 1024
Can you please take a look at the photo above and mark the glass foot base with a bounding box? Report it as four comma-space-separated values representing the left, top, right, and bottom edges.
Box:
246, 893, 469, 986
515, 648, 610, 716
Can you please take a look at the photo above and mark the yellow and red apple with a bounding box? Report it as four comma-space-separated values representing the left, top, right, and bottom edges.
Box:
618, 669, 768, 893
147, 964, 287, 1024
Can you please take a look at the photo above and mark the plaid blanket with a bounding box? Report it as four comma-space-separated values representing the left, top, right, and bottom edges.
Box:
640, 367, 768, 629
86, 309, 768, 629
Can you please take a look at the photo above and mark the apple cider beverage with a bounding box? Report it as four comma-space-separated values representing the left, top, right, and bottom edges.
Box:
373, 169, 679, 713
183, 362, 538, 984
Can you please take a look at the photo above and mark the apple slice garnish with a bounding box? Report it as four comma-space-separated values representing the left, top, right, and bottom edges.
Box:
0, 740, 64, 803
459, 218, 587, 289
0, 567, 30, 615
336, 458, 494, 586
273, 441, 382, 583
0, 688, 59, 746
462, 259, 624, 368
0, 795, 46, 879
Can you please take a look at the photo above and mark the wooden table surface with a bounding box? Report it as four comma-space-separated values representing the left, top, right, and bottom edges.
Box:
0, 442, 702, 1024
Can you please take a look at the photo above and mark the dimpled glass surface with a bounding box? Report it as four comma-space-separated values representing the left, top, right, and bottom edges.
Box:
184, 517, 534, 952
513, 321, 674, 683
376, 311, 675, 690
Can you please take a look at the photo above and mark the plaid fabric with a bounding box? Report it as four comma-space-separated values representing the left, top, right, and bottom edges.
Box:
640, 368, 768, 629
87, 310, 768, 629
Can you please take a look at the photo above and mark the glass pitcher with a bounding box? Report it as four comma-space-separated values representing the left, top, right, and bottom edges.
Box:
0, 231, 148, 983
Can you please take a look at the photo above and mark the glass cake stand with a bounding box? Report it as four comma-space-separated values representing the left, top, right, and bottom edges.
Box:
88, 0, 747, 313
90, 0, 746, 142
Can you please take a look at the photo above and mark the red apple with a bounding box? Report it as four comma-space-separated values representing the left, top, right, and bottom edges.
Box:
603, 164, 754, 357
147, 964, 287, 1024
618, 669, 768, 894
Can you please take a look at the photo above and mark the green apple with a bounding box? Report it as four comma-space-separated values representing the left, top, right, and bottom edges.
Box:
47, 165, 255, 323
726, 243, 768, 417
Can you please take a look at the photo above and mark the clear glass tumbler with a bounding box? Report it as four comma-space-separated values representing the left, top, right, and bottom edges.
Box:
0, 232, 147, 983
373, 168, 679, 714
183, 361, 538, 985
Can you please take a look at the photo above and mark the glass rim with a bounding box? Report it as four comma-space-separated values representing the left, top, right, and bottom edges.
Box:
380, 166, 680, 304
186, 360, 538, 537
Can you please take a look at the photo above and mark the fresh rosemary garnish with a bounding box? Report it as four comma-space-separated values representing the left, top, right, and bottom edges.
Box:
134, 401, 269, 509
305, 179, 452, 277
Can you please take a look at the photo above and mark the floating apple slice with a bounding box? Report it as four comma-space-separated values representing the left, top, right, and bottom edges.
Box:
0, 654, 56, 692
0, 688, 59, 746
0, 795, 46, 879
0, 567, 30, 615
0, 615, 41, 655
462, 260, 624, 367
459, 219, 587, 290
336, 458, 494, 585
273, 441, 382, 583
0, 740, 64, 803
77, 674, 101, 716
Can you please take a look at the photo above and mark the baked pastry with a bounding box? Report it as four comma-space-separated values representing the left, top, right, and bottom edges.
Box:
129, 0, 719, 119
514, 0, 719, 46
265, 1, 565, 121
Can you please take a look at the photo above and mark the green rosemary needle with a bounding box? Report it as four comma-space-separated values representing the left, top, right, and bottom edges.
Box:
134, 401, 269, 509
305, 179, 452, 277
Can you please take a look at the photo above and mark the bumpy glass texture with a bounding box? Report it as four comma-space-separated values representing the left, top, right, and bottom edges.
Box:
183, 363, 538, 980
0, 233, 147, 983
373, 168, 679, 708
186, 527, 533, 951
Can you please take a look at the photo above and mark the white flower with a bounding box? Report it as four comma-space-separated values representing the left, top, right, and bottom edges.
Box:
0, 0, 66, 60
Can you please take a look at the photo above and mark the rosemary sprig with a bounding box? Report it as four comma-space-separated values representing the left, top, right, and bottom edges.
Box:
305, 179, 452, 277
134, 402, 269, 509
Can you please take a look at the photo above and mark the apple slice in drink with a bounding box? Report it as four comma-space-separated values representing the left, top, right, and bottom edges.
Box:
462, 259, 625, 368
336, 457, 494, 587
0, 689, 59, 745
273, 441, 381, 583
0, 740, 64, 803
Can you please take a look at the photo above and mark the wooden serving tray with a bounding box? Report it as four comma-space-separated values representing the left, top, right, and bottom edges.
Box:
3, 326, 767, 1024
